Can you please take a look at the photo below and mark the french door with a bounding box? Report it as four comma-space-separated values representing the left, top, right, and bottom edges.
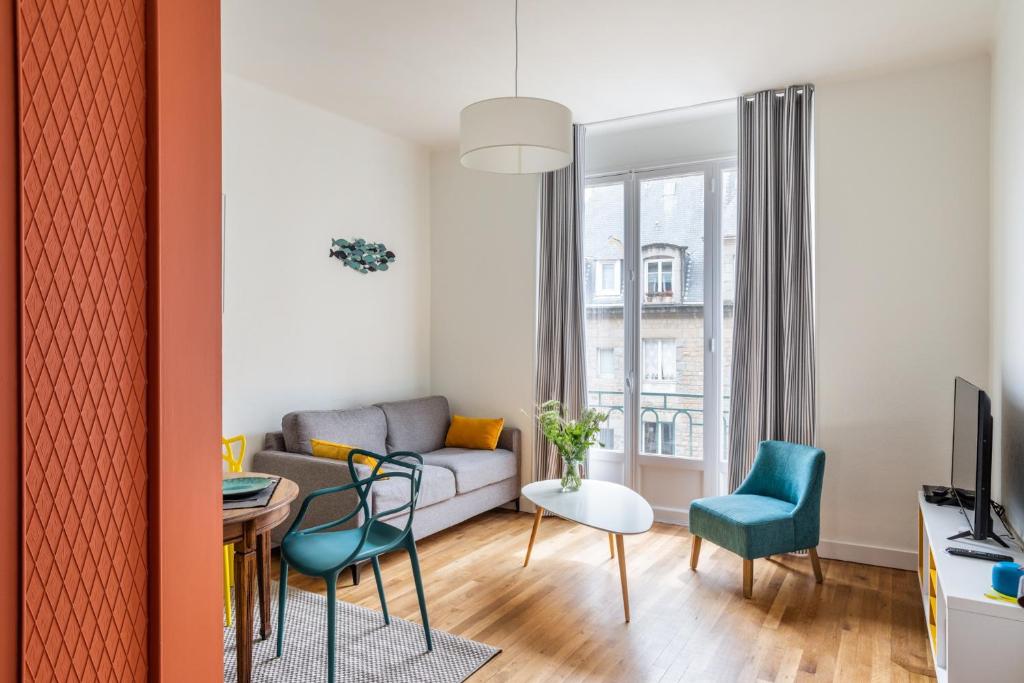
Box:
583, 159, 737, 510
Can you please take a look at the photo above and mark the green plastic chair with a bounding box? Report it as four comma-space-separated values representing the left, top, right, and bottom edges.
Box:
276, 449, 433, 682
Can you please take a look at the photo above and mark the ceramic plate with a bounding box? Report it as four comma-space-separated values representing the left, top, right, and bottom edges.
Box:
223, 476, 273, 499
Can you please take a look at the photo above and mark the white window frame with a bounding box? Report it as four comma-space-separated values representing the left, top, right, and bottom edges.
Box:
642, 419, 675, 456
584, 156, 736, 497
645, 258, 673, 295
594, 259, 622, 296
642, 338, 676, 381
597, 347, 616, 378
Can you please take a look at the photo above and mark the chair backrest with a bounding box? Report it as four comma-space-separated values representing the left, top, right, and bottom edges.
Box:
738, 440, 825, 510
222, 434, 246, 473
347, 449, 424, 537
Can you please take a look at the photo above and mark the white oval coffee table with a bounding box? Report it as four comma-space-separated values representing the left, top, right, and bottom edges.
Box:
521, 479, 654, 622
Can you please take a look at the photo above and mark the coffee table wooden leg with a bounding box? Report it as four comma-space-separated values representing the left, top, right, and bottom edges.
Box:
235, 524, 257, 683
524, 507, 544, 567
608, 533, 615, 559
256, 531, 272, 639
615, 534, 630, 622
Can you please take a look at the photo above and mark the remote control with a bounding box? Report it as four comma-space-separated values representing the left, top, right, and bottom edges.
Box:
945, 546, 1015, 562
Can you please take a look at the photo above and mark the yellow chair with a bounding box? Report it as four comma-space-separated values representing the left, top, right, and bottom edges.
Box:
222, 434, 246, 626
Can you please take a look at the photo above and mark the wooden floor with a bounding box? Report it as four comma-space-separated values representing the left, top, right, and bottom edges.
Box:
274, 510, 934, 682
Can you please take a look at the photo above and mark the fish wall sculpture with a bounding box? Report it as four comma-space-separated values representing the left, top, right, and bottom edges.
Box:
329, 238, 396, 274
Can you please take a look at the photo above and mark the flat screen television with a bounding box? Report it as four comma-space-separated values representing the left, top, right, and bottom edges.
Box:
949, 376, 1007, 546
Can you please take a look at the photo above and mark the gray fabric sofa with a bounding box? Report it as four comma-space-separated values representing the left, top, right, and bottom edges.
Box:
253, 396, 521, 555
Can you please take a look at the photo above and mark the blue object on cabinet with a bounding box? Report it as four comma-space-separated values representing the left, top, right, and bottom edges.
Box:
992, 561, 1024, 597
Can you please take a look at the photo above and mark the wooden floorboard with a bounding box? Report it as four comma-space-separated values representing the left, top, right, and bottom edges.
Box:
273, 510, 934, 682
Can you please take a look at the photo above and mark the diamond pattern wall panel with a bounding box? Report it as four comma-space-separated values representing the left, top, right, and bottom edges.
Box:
18, 0, 147, 680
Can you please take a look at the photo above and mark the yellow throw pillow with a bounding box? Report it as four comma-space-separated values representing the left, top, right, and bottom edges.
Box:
445, 415, 504, 450
310, 439, 385, 473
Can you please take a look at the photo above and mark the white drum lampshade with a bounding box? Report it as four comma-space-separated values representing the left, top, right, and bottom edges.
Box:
459, 97, 573, 174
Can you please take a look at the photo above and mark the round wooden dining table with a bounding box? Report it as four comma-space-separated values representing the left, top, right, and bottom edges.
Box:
223, 472, 299, 683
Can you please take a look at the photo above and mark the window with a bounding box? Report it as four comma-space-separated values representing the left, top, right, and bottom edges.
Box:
643, 339, 676, 381
599, 427, 615, 450
583, 158, 735, 473
594, 259, 621, 296
642, 421, 675, 455
597, 348, 615, 378
645, 259, 673, 295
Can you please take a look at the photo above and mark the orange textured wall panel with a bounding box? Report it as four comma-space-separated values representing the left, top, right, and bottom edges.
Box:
17, 0, 148, 680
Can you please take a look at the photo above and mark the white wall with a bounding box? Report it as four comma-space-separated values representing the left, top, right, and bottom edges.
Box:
222, 74, 431, 465
815, 57, 991, 568
428, 151, 539, 485
990, 0, 1024, 536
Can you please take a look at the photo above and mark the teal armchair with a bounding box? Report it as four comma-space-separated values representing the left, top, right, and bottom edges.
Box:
277, 450, 432, 683
689, 440, 826, 598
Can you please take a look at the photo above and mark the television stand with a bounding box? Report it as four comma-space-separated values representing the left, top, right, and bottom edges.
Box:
918, 493, 1024, 682
948, 528, 1010, 548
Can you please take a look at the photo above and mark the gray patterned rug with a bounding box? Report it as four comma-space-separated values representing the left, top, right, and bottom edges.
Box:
224, 583, 500, 682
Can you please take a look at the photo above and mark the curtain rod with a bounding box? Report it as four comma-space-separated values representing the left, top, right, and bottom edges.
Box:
582, 95, 736, 128
583, 86, 808, 127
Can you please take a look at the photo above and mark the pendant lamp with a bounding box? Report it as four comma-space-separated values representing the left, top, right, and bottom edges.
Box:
459, 0, 572, 174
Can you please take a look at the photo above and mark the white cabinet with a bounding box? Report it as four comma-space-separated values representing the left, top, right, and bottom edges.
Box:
917, 493, 1024, 682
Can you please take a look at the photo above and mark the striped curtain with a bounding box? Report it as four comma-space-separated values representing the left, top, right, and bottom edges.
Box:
534, 124, 588, 481
727, 85, 817, 491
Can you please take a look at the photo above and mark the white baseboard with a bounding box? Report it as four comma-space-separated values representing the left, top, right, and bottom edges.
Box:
816, 539, 917, 571
652, 505, 689, 526
651, 510, 916, 570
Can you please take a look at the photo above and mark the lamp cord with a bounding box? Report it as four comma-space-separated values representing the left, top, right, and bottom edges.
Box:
514, 0, 518, 97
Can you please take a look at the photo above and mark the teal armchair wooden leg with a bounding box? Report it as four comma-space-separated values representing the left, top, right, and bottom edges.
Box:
325, 572, 338, 683
370, 557, 390, 625
276, 557, 289, 658
405, 537, 433, 652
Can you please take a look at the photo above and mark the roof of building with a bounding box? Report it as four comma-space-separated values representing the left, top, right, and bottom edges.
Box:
584, 171, 736, 305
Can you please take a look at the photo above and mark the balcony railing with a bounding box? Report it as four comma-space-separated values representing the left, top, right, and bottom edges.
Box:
588, 389, 731, 459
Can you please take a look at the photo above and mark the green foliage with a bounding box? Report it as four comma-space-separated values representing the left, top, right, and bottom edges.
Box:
537, 400, 608, 463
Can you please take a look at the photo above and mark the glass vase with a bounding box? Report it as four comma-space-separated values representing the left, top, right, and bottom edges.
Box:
560, 458, 582, 492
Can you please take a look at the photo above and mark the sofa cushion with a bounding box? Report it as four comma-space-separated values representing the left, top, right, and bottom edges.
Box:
310, 438, 386, 472
372, 463, 456, 515
376, 396, 450, 454
420, 448, 517, 494
445, 415, 504, 450
281, 406, 387, 455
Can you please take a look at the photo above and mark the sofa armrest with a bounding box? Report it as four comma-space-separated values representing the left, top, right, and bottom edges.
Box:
496, 426, 521, 458
498, 427, 522, 493
263, 430, 286, 451
251, 449, 365, 545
